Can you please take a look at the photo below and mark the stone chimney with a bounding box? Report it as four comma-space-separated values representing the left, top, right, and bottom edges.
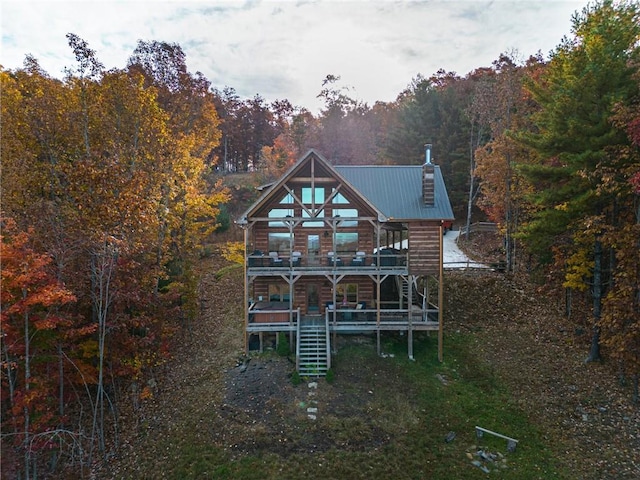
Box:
422, 144, 435, 206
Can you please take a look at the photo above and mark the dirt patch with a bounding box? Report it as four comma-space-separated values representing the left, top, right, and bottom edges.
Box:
217, 338, 400, 459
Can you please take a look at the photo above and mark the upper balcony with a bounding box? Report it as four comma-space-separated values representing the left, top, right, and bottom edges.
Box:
247, 249, 409, 276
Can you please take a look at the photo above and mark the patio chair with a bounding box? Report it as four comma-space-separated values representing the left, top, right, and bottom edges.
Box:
248, 249, 264, 267
269, 251, 283, 267
351, 251, 366, 267
290, 251, 302, 267
327, 251, 342, 267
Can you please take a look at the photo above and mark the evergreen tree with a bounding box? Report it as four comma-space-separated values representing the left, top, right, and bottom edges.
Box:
518, 0, 640, 361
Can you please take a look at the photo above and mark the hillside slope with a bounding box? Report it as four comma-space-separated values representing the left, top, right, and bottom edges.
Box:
444, 270, 639, 479
99, 244, 639, 479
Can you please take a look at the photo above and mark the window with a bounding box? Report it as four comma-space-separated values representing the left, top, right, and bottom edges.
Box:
333, 208, 358, 227
337, 283, 358, 304
302, 208, 324, 227
302, 187, 324, 205
279, 192, 294, 204
335, 232, 358, 254
269, 284, 290, 302
268, 233, 292, 253
268, 208, 294, 226
331, 191, 349, 204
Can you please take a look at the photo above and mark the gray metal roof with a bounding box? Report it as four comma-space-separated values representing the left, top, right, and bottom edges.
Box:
335, 165, 454, 221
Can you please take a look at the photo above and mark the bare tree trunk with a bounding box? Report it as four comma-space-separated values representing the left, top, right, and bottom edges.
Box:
223, 135, 228, 172
2, 326, 17, 420
465, 122, 480, 241
23, 289, 32, 479
58, 343, 64, 420
504, 151, 513, 272
565, 287, 572, 319
154, 183, 170, 297
89, 239, 118, 462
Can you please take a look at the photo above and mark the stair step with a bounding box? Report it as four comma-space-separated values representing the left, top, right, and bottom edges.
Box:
299, 367, 328, 373
297, 319, 330, 377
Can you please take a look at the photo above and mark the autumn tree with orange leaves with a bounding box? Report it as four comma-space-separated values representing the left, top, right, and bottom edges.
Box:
1, 219, 78, 479
1, 34, 229, 477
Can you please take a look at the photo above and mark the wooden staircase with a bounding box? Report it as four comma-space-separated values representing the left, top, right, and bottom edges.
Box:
398, 275, 424, 308
296, 317, 330, 377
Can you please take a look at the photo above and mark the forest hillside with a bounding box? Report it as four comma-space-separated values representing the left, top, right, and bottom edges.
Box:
96, 236, 640, 479
2, 2, 638, 478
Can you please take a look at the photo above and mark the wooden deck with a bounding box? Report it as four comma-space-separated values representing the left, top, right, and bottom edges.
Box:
247, 307, 439, 333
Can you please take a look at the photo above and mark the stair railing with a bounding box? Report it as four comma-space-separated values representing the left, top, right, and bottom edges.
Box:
325, 310, 331, 370
295, 316, 301, 371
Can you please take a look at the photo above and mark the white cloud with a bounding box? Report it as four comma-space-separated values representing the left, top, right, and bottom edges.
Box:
1, 0, 587, 112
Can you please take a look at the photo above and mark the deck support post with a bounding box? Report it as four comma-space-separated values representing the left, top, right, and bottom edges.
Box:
438, 225, 444, 362
243, 226, 249, 355
408, 275, 413, 360
289, 330, 294, 353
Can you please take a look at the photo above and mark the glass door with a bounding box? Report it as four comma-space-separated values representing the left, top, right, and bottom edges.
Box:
307, 284, 319, 313
307, 234, 320, 265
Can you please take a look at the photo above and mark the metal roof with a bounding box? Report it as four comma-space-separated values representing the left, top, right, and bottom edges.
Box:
335, 165, 454, 221
237, 150, 455, 224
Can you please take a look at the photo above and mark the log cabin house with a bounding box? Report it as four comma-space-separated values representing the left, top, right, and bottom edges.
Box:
236, 147, 454, 376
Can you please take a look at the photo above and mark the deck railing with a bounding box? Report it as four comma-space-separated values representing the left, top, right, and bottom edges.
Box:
324, 307, 439, 329
248, 306, 300, 331
458, 222, 498, 236
247, 251, 407, 271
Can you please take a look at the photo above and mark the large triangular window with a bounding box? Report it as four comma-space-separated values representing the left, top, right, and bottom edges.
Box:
332, 191, 349, 204
279, 192, 294, 204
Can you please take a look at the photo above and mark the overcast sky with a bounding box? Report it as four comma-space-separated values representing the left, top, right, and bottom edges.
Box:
1, 0, 587, 113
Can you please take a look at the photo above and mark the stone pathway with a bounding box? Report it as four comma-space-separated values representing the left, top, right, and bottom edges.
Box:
306, 381, 318, 420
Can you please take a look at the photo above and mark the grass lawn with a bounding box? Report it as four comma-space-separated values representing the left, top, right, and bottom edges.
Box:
147, 331, 570, 480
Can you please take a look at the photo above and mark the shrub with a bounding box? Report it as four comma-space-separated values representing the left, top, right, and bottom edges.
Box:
276, 332, 290, 356
325, 368, 335, 384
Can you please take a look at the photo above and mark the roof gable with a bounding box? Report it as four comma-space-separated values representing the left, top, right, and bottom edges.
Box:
237, 149, 384, 224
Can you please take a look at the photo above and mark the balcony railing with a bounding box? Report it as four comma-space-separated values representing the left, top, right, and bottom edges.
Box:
248, 303, 300, 331
247, 249, 407, 271
247, 302, 438, 332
